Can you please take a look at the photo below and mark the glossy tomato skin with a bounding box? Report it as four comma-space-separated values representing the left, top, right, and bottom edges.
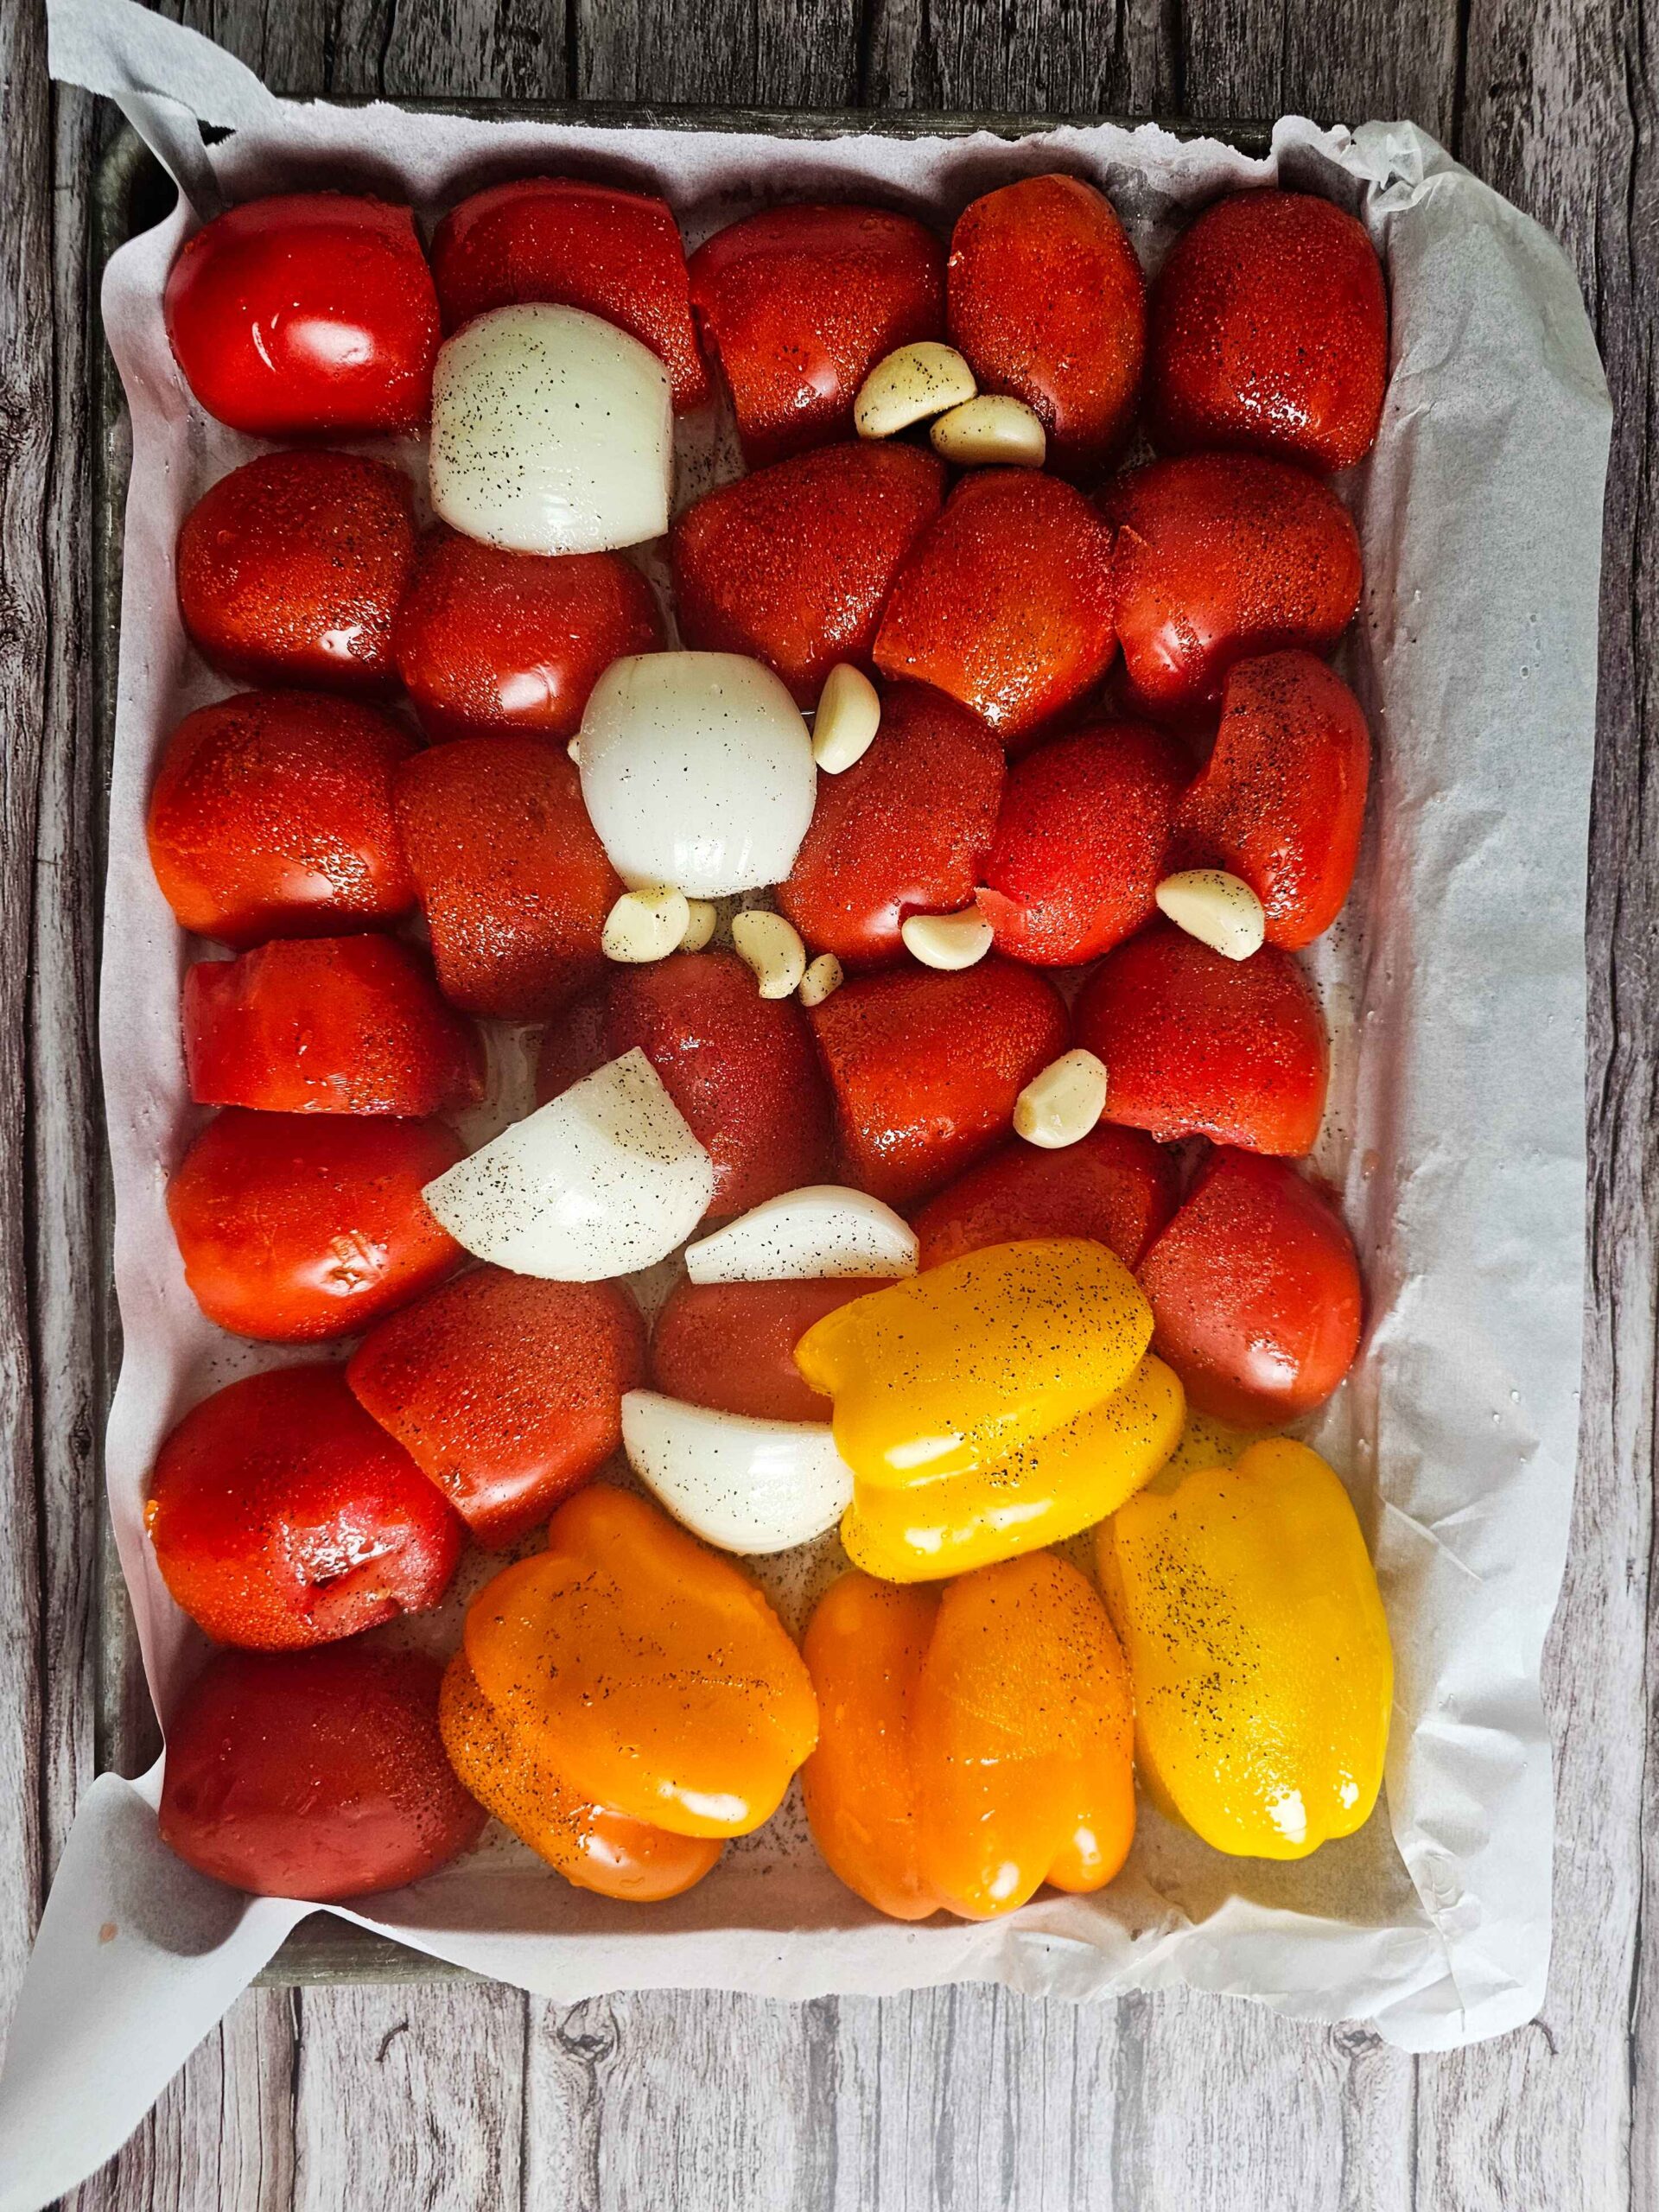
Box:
348, 1267, 645, 1547
688, 204, 945, 464
430, 177, 710, 410
808, 957, 1069, 1206
183, 936, 485, 1116
176, 451, 417, 697
911, 1126, 1180, 1274
671, 443, 946, 706
147, 691, 419, 949
393, 735, 620, 1021
1103, 453, 1363, 720
159, 1644, 486, 1900
1170, 650, 1370, 949
1073, 922, 1327, 1156
167, 1109, 463, 1343
164, 194, 440, 437
976, 720, 1190, 965
1149, 191, 1389, 472
947, 174, 1145, 479
778, 684, 1005, 967
874, 471, 1117, 747
391, 526, 662, 745
648, 1276, 895, 1424
1140, 1147, 1363, 1424
536, 950, 835, 1219
146, 1365, 462, 1649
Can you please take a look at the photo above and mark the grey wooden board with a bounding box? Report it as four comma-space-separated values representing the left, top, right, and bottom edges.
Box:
0, 0, 1652, 2202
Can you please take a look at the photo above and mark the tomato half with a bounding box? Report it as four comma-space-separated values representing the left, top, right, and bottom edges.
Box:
648, 1276, 896, 1424
911, 1127, 1179, 1273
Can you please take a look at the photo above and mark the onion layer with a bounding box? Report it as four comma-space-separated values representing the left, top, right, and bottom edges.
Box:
621, 1390, 854, 1554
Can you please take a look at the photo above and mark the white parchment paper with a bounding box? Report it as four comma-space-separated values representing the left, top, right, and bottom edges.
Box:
2, 0, 1611, 2199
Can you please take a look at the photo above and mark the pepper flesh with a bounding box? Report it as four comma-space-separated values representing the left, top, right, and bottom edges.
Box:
463, 1484, 818, 1838
1098, 1438, 1392, 1859
802, 1556, 1136, 1920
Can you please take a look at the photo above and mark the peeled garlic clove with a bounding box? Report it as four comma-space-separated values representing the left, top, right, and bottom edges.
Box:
603, 887, 690, 963
901, 907, 994, 971
1154, 868, 1267, 962
930, 393, 1047, 468
1014, 1049, 1109, 1150
811, 664, 881, 773
621, 1391, 854, 1554
732, 910, 807, 999
798, 952, 843, 1007
685, 1185, 918, 1285
855, 343, 978, 440
679, 899, 719, 951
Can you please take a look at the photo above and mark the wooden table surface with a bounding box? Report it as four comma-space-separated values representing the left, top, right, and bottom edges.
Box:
3, 0, 1654, 2204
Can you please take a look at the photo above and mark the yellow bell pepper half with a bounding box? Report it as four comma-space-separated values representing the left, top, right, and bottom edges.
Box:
1098, 1438, 1393, 1860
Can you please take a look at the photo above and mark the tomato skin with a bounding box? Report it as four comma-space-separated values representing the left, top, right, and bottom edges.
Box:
146, 1365, 462, 1649
874, 471, 1117, 747
1149, 191, 1388, 472
1103, 453, 1362, 720
430, 177, 710, 410
391, 526, 662, 745
159, 1644, 486, 1901
163, 194, 440, 437
393, 735, 620, 1021
536, 950, 835, 1220
183, 935, 485, 1117
1073, 922, 1328, 1156
648, 1276, 896, 1423
167, 1109, 463, 1343
176, 451, 417, 697
911, 1126, 1179, 1274
347, 1267, 645, 1547
976, 720, 1191, 965
1140, 1147, 1363, 1424
808, 958, 1070, 1206
688, 205, 945, 465
778, 684, 1005, 968
671, 443, 946, 707
947, 174, 1145, 479
147, 691, 419, 950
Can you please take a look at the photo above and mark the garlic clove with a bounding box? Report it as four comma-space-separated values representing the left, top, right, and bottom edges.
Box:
854, 343, 978, 441
678, 898, 719, 952
929, 392, 1047, 468
732, 909, 807, 999
798, 952, 843, 1007
602, 887, 690, 964
811, 664, 881, 773
1014, 1049, 1109, 1149
1154, 868, 1267, 962
900, 907, 994, 971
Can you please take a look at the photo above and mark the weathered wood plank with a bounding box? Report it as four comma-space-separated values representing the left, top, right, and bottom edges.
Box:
574, 0, 860, 106
862, 0, 1175, 119
1174, 0, 1462, 140
157, 0, 571, 101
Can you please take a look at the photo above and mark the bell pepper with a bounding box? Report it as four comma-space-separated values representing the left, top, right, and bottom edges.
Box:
462, 1484, 817, 1839
801, 1558, 1135, 1921
1097, 1438, 1393, 1859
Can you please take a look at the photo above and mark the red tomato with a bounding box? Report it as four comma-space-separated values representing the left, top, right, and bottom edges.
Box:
1149, 191, 1389, 472
391, 526, 662, 744
159, 1644, 486, 1900
176, 451, 416, 697
393, 735, 620, 1021
911, 1127, 1179, 1273
430, 177, 710, 410
670, 442, 946, 706
535, 950, 835, 1219
1073, 922, 1327, 1155
1170, 651, 1370, 949
348, 1268, 645, 1547
146, 1365, 462, 1649
183, 936, 485, 1116
164, 194, 440, 437
874, 471, 1117, 747
1103, 453, 1363, 720
1140, 1147, 1363, 1424
947, 174, 1145, 479
648, 1276, 893, 1423
778, 684, 1005, 968
688, 205, 945, 464
808, 958, 1069, 1205
168, 1109, 463, 1343
976, 720, 1190, 965
147, 691, 419, 949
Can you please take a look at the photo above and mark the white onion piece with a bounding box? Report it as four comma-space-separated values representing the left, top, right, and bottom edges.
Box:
621, 1392, 854, 1554
422, 1049, 713, 1280
579, 652, 816, 896
685, 1185, 918, 1286
429, 304, 672, 556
